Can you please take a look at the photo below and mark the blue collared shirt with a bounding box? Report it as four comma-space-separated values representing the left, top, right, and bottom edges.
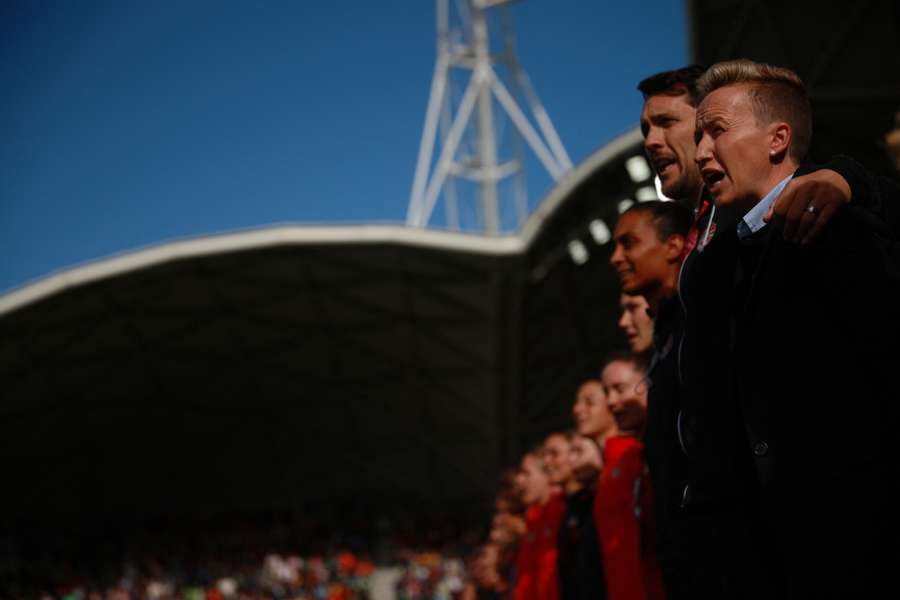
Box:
737, 174, 793, 240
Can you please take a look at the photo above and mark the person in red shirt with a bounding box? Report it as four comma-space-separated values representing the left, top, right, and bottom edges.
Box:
513, 449, 565, 600
594, 354, 664, 600
571, 380, 617, 452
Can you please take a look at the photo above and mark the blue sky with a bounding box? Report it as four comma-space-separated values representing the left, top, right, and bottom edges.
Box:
0, 1, 688, 292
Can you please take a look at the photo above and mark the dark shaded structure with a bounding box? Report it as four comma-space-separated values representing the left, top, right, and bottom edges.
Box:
0, 129, 648, 522
688, 0, 900, 178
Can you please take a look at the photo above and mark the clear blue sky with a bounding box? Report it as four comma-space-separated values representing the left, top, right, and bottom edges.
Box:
0, 0, 688, 292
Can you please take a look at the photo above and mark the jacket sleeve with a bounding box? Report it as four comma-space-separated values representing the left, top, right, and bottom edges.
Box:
820, 154, 900, 240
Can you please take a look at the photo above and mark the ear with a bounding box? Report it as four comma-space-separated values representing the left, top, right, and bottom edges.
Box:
769, 122, 792, 162
664, 234, 685, 263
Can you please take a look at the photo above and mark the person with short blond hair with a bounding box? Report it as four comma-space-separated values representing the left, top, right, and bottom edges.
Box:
683, 58, 900, 597
696, 59, 812, 162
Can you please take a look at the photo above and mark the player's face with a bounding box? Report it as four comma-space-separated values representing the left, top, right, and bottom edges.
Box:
602, 360, 647, 436
542, 434, 572, 486
610, 211, 670, 298
618, 293, 653, 354
695, 84, 779, 210
641, 90, 704, 201
572, 380, 616, 438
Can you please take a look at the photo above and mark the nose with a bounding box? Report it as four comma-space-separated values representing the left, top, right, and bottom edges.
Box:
618, 310, 630, 331
695, 132, 713, 167
644, 126, 664, 154
610, 243, 624, 269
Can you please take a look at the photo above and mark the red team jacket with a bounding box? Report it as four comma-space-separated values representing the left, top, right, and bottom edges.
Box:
594, 436, 665, 600
514, 491, 565, 600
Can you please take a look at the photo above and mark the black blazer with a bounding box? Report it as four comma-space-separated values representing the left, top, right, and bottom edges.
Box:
677, 187, 900, 596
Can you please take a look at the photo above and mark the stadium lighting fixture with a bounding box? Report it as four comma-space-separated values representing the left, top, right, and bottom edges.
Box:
618, 199, 635, 214
588, 219, 611, 245
568, 240, 589, 265
625, 156, 652, 182
636, 186, 658, 202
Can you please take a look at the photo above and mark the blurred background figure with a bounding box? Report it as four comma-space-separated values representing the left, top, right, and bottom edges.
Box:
887, 110, 900, 173
595, 354, 664, 600
512, 451, 564, 600
557, 435, 606, 600
571, 381, 617, 452
618, 293, 654, 358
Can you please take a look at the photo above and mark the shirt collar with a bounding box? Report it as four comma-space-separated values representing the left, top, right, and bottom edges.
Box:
737, 174, 793, 240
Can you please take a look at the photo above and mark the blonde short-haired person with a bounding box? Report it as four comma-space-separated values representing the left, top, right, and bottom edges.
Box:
678, 59, 900, 598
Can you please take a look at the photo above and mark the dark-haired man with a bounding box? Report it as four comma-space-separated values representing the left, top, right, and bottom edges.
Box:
685, 59, 900, 597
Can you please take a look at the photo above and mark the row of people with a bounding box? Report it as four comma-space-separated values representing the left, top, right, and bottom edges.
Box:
473, 57, 900, 600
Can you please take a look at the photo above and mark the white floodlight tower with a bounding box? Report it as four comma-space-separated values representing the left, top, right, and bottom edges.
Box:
407, 0, 573, 234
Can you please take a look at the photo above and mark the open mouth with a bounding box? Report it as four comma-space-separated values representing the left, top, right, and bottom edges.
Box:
703, 170, 725, 188
655, 158, 676, 176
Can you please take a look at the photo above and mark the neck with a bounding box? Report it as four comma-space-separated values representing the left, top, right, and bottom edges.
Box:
565, 478, 582, 495
739, 162, 798, 214
644, 272, 679, 314
596, 427, 615, 450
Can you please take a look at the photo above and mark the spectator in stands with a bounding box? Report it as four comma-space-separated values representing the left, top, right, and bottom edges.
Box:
571, 380, 617, 451
556, 435, 606, 600
618, 293, 654, 358
467, 543, 507, 600
594, 353, 664, 600
513, 450, 564, 600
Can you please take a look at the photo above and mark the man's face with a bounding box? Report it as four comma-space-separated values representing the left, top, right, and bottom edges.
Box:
515, 454, 550, 506
640, 90, 704, 201
572, 380, 616, 438
542, 434, 572, 486
602, 360, 648, 436
695, 84, 777, 210
610, 211, 672, 298
568, 436, 602, 486
618, 293, 653, 354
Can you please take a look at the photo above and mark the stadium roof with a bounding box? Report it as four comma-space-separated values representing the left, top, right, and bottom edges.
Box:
0, 129, 646, 518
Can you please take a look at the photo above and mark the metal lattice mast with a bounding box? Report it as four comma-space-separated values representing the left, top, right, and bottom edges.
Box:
406, 0, 572, 233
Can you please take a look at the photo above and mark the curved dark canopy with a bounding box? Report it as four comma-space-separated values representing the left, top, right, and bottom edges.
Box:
0, 129, 648, 519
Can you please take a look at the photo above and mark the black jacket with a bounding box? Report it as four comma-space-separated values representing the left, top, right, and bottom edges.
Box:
646, 161, 900, 598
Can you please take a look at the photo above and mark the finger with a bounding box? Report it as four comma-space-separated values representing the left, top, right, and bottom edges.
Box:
801, 201, 841, 244
793, 205, 820, 242
767, 182, 795, 226
789, 204, 820, 243
764, 197, 777, 223
781, 185, 812, 241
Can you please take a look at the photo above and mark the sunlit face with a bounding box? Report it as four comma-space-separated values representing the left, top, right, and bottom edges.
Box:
568, 436, 602, 486
610, 211, 672, 298
602, 360, 648, 436
572, 380, 616, 438
640, 90, 704, 202
695, 84, 780, 211
515, 453, 550, 506
618, 293, 653, 354
542, 434, 573, 486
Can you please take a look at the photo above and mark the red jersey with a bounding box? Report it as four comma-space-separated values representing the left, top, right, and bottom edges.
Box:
514, 491, 565, 600
594, 436, 665, 600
